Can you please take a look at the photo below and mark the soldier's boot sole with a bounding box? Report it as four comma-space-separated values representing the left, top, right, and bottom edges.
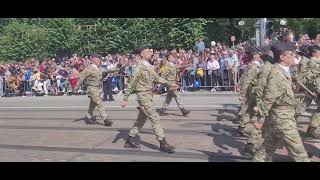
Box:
124, 136, 141, 149
181, 109, 191, 117
159, 138, 175, 154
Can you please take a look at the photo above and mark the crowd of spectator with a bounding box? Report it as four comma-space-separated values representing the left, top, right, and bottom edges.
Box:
1, 33, 319, 98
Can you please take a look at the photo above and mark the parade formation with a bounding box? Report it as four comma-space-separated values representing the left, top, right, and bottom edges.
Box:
65, 30, 320, 162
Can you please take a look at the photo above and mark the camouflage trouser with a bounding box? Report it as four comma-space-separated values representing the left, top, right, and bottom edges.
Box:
253, 108, 309, 162
161, 89, 184, 110
87, 86, 108, 119
246, 117, 267, 151
129, 91, 165, 141
310, 106, 320, 128
238, 91, 257, 128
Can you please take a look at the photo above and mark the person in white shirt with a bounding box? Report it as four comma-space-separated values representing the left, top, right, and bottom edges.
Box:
207, 54, 220, 91
227, 49, 239, 88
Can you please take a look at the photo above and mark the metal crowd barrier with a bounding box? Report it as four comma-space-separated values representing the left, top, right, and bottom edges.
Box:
0, 68, 245, 97
179, 68, 242, 92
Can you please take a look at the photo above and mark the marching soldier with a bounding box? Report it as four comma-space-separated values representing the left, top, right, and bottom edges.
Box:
120, 46, 179, 154
158, 53, 191, 116
237, 47, 263, 137
292, 45, 312, 117
253, 42, 310, 162
243, 49, 275, 155
76, 54, 119, 126
303, 45, 320, 138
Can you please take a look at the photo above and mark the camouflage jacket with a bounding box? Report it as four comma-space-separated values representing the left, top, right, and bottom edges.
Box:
253, 61, 273, 104
239, 61, 261, 97
292, 57, 309, 85
161, 62, 177, 82
304, 57, 320, 93
123, 60, 174, 101
259, 64, 296, 116
77, 64, 118, 89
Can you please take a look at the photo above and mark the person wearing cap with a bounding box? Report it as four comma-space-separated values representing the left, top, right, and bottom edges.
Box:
237, 46, 263, 137
158, 53, 191, 117
243, 49, 275, 156
76, 54, 119, 126
253, 42, 309, 162
302, 45, 320, 138
120, 46, 178, 154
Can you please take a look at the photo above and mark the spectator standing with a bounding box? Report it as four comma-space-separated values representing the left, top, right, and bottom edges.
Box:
226, 49, 239, 88
207, 54, 220, 91
195, 38, 205, 55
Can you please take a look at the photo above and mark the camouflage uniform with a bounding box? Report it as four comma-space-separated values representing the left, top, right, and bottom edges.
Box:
77, 64, 118, 121
292, 57, 312, 116
304, 57, 320, 130
238, 61, 261, 130
159, 62, 187, 114
253, 64, 309, 162
246, 61, 273, 151
123, 60, 175, 141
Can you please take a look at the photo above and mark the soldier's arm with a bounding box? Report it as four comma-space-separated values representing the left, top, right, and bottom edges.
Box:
76, 68, 89, 89
240, 65, 257, 95
258, 71, 285, 116
150, 69, 174, 87
104, 68, 119, 74
303, 60, 317, 82
255, 66, 271, 102
123, 67, 141, 101
175, 63, 191, 70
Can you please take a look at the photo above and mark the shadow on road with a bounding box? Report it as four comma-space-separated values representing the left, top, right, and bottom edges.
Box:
112, 130, 160, 151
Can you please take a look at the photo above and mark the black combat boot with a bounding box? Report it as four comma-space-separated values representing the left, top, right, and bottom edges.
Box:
181, 108, 191, 117
124, 136, 141, 148
103, 118, 113, 126
237, 126, 246, 137
159, 108, 167, 116
85, 115, 96, 125
159, 138, 175, 154
306, 126, 320, 139
242, 143, 255, 156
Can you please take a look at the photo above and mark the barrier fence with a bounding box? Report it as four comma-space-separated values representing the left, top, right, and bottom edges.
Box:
0, 68, 244, 97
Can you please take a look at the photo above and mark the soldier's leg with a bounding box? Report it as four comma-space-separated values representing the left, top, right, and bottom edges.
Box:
172, 89, 184, 110
87, 96, 96, 119
253, 121, 278, 162
162, 90, 173, 109
172, 89, 190, 116
159, 90, 173, 115
128, 108, 148, 138
280, 120, 310, 162
90, 90, 113, 126
307, 100, 320, 138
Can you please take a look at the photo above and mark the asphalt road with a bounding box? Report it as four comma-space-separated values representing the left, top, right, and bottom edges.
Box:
0, 94, 319, 162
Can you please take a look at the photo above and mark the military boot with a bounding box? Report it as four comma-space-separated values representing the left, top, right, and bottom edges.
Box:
306, 126, 320, 139
159, 108, 167, 116
242, 143, 255, 156
181, 108, 191, 117
159, 138, 175, 154
85, 114, 96, 125
237, 126, 246, 137
124, 136, 141, 149
103, 118, 113, 126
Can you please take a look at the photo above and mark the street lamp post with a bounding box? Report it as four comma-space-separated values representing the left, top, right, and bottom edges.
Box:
238, 20, 245, 42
